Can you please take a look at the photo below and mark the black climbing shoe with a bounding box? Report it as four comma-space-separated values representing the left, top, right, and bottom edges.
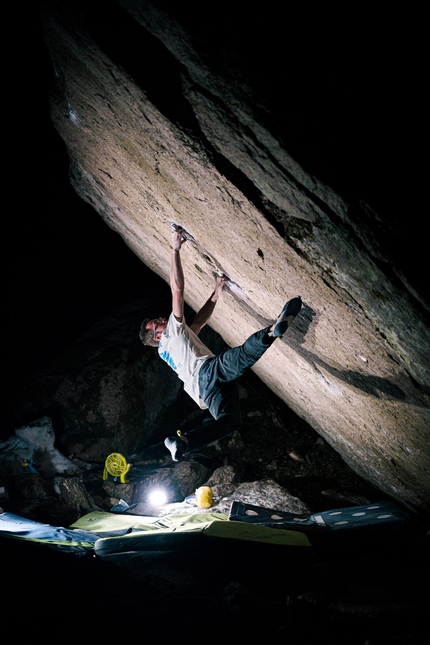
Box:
272, 297, 302, 337
164, 436, 188, 462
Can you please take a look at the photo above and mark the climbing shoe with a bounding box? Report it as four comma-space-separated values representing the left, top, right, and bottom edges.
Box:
272, 296, 302, 337
164, 436, 188, 462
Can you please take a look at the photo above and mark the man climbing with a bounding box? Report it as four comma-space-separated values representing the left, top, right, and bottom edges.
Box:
140, 228, 302, 461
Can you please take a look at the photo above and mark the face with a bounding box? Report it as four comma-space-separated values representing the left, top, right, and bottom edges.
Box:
146, 317, 167, 343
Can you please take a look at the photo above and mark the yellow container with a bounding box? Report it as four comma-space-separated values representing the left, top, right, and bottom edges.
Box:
195, 486, 212, 508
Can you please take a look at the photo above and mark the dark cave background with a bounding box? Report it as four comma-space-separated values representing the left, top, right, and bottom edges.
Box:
8, 4, 426, 430
3, 5, 428, 641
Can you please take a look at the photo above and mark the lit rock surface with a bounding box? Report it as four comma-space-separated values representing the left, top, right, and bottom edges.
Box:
145, 474, 312, 518
39, 1, 429, 511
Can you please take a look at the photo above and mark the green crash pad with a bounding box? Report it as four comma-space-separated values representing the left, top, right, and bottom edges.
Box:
69, 510, 229, 535
70, 511, 312, 556
1, 510, 312, 559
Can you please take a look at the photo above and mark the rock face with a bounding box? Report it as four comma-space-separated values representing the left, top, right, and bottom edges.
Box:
39, 1, 429, 511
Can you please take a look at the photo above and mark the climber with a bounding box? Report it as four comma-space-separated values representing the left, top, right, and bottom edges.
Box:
140, 228, 302, 461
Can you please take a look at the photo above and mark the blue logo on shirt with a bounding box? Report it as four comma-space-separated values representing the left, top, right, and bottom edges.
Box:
159, 351, 177, 372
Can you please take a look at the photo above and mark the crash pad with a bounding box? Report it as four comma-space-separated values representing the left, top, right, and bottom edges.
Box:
228, 500, 414, 531
93, 516, 311, 556
69, 510, 229, 535
0, 512, 98, 551
1, 510, 311, 558
228, 500, 417, 553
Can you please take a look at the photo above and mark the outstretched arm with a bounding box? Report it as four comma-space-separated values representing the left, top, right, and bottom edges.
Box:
171, 230, 186, 322
190, 276, 228, 335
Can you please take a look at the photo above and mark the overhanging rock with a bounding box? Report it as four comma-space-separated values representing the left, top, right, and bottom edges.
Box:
40, 1, 430, 511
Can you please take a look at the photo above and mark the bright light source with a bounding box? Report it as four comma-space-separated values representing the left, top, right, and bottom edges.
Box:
148, 488, 168, 506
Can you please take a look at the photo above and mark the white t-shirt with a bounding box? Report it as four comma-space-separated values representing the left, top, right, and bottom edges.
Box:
158, 313, 215, 408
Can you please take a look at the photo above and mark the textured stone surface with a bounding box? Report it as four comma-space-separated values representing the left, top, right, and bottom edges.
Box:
13, 473, 49, 500
53, 475, 100, 511
149, 475, 312, 518
38, 1, 430, 511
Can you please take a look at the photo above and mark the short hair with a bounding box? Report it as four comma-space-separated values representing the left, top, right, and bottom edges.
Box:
139, 318, 159, 347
